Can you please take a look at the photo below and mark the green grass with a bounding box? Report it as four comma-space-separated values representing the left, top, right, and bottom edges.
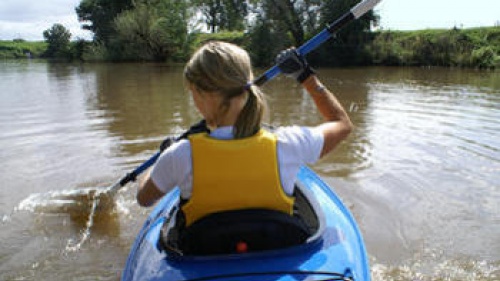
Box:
369, 26, 500, 68
0, 40, 47, 59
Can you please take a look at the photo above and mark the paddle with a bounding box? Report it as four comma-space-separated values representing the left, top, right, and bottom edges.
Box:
105, 0, 381, 195
106, 120, 209, 194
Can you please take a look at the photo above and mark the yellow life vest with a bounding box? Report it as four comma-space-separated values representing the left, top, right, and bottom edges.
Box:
182, 129, 295, 226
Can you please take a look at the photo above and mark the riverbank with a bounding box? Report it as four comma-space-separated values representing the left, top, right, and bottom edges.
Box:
2, 26, 500, 68
0, 40, 47, 59
369, 26, 500, 69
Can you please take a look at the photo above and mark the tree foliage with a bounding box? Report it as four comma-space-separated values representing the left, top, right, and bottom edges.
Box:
76, 0, 133, 43
43, 24, 72, 58
73, 0, 380, 65
113, 0, 190, 61
312, 0, 378, 66
193, 0, 249, 33
256, 0, 322, 46
246, 14, 292, 67
245, 0, 378, 66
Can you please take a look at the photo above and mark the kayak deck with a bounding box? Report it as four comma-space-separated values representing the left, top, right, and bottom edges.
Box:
122, 166, 370, 281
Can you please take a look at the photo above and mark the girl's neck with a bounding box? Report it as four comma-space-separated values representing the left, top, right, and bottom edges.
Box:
207, 93, 248, 130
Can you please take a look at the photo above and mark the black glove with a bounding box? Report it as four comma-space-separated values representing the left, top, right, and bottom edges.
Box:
159, 120, 210, 152
276, 48, 315, 83
159, 136, 176, 152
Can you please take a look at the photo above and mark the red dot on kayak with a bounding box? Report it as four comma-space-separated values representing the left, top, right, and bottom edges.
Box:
236, 241, 248, 253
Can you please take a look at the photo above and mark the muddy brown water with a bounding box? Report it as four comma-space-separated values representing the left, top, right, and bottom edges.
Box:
1, 61, 499, 280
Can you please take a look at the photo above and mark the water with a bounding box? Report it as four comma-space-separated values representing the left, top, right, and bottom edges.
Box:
0, 61, 499, 280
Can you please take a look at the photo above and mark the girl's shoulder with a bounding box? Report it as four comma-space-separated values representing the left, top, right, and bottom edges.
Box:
273, 125, 323, 163
159, 138, 191, 160
274, 125, 322, 142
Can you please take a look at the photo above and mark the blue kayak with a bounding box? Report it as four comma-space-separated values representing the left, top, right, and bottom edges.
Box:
121, 166, 370, 281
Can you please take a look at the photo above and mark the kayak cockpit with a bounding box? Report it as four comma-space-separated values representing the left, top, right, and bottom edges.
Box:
122, 167, 370, 281
159, 182, 325, 257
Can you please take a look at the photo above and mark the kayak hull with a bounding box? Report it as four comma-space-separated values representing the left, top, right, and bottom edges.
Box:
122, 166, 370, 281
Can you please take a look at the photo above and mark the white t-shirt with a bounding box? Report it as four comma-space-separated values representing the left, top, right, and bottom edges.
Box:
150, 126, 324, 199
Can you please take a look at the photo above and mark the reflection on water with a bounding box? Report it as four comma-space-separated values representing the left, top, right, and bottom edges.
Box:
1, 61, 499, 280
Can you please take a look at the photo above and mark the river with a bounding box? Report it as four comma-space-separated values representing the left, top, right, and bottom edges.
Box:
0, 61, 499, 280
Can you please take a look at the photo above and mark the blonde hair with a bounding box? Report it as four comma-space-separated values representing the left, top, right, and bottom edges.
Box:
184, 41, 267, 139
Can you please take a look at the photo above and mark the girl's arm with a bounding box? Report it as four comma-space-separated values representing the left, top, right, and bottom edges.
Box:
137, 172, 164, 207
302, 75, 353, 157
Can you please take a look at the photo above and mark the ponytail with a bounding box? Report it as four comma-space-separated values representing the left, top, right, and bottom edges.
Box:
233, 85, 267, 139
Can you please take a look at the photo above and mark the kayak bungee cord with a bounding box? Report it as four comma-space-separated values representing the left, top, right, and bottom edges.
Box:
106, 0, 382, 195
176, 270, 353, 281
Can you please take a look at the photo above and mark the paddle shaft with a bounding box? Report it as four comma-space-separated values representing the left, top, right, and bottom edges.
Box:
106, 152, 161, 194
110, 0, 381, 193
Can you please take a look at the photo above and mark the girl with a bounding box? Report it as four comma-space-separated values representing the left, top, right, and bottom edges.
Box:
137, 41, 352, 227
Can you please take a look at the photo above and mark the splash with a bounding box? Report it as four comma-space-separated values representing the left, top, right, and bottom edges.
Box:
17, 187, 121, 252
65, 195, 100, 252
17, 188, 116, 214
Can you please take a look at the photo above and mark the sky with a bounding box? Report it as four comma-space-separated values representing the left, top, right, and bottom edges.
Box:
0, 0, 92, 41
0, 0, 499, 41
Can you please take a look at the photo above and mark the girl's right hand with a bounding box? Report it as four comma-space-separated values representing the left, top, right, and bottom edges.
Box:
276, 48, 315, 83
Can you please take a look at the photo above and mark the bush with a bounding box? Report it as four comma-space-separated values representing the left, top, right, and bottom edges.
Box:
79, 41, 109, 61
471, 46, 498, 69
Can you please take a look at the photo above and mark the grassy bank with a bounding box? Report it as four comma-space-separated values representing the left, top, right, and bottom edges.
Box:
0, 40, 47, 59
369, 26, 500, 69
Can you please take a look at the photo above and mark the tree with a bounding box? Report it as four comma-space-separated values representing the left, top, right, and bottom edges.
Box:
193, 0, 248, 33
113, 0, 190, 61
244, 0, 324, 66
43, 24, 72, 58
247, 17, 291, 66
314, 0, 379, 66
254, 0, 321, 46
76, 0, 133, 43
